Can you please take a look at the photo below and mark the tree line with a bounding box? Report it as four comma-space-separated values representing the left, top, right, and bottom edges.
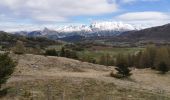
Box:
113, 45, 170, 78
44, 44, 170, 75
130, 45, 170, 73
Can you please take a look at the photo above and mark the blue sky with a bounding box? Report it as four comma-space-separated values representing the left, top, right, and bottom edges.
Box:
0, 0, 169, 31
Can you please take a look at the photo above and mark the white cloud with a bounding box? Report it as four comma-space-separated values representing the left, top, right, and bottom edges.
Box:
0, 23, 41, 32
117, 12, 169, 21
121, 0, 159, 3
0, 22, 57, 32
115, 11, 170, 27
0, 0, 117, 23
0, 0, 169, 31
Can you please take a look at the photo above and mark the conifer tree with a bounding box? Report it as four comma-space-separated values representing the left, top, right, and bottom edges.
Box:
139, 50, 150, 68
60, 47, 65, 57
127, 54, 134, 67
146, 45, 156, 67
157, 62, 169, 74
115, 54, 132, 78
154, 47, 170, 71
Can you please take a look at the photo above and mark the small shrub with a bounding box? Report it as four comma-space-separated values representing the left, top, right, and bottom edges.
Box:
45, 49, 58, 56
60, 47, 78, 59
157, 62, 169, 74
12, 41, 25, 54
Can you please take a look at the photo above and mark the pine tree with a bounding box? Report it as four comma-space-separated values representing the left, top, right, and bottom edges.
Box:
139, 50, 151, 68
99, 54, 113, 66
157, 62, 169, 74
115, 54, 132, 78
154, 47, 170, 71
60, 47, 65, 57
0, 53, 16, 97
146, 45, 156, 68
127, 54, 135, 67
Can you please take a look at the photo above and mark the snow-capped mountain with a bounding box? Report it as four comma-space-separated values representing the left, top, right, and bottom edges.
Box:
13, 22, 143, 39
55, 25, 91, 33
90, 22, 136, 32
53, 22, 140, 33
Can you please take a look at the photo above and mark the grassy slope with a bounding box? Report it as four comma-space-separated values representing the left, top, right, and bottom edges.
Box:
1, 54, 170, 100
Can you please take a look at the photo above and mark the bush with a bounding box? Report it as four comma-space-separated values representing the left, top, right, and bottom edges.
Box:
65, 49, 78, 59
115, 54, 132, 78
64, 44, 84, 51
60, 47, 78, 59
0, 53, 16, 97
45, 49, 58, 56
157, 62, 169, 74
12, 41, 25, 54
87, 57, 96, 64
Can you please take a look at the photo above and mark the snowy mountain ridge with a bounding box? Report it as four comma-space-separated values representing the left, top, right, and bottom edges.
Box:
51, 22, 141, 33
13, 21, 144, 39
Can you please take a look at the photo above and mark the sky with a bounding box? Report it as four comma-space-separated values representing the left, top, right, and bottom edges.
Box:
0, 0, 170, 31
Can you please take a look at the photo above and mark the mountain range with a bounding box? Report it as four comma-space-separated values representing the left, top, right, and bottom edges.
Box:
13, 22, 142, 40
8, 22, 170, 43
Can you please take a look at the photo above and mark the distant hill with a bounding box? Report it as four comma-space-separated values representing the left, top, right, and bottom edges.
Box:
59, 35, 85, 42
79, 23, 170, 46
119, 23, 170, 42
0, 31, 60, 49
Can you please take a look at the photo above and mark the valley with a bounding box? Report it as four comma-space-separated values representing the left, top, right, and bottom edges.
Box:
0, 0, 170, 100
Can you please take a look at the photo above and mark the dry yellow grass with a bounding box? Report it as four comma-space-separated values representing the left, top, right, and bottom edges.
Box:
2, 54, 170, 100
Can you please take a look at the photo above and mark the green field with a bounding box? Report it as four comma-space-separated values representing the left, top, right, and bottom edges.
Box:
46, 44, 144, 64
78, 47, 143, 62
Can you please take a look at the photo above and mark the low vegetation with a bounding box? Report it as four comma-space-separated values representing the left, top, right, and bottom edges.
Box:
45, 49, 59, 56
135, 45, 170, 73
112, 45, 170, 76
0, 53, 16, 97
44, 43, 170, 75
114, 54, 132, 78
12, 41, 25, 54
